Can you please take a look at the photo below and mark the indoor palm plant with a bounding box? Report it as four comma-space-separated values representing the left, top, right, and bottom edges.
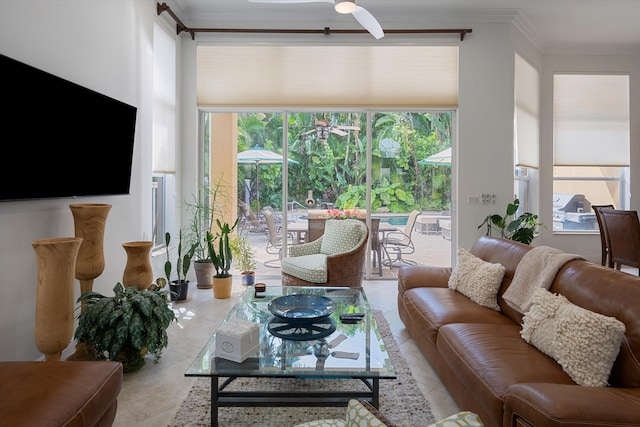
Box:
206, 218, 239, 298
74, 282, 176, 373
477, 198, 544, 245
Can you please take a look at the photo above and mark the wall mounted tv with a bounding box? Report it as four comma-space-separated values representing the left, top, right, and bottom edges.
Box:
0, 53, 137, 202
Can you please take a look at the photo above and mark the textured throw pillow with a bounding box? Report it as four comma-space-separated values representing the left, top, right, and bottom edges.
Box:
320, 219, 363, 256
448, 248, 505, 311
521, 288, 626, 387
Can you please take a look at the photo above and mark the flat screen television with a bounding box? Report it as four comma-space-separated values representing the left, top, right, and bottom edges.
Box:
0, 53, 137, 202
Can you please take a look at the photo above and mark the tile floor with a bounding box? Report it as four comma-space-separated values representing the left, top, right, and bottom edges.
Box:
111, 275, 460, 426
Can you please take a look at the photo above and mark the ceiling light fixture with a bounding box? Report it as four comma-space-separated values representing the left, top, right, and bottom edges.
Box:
334, 0, 357, 14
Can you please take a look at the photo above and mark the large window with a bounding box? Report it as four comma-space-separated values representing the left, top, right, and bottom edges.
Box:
552, 74, 630, 232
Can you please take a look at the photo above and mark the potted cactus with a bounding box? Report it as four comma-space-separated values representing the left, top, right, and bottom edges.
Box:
164, 230, 197, 301
206, 218, 238, 299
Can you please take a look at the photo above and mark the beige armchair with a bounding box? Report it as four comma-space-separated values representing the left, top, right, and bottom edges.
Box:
281, 219, 369, 287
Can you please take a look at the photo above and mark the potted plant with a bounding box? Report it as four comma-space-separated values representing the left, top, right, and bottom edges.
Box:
477, 198, 545, 245
164, 230, 197, 301
232, 235, 257, 285
184, 179, 231, 289
206, 218, 238, 299
73, 282, 176, 373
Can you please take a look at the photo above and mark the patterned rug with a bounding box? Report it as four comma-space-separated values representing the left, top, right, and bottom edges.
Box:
169, 310, 436, 427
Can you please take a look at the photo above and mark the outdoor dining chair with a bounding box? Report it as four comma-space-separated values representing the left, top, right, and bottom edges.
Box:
381, 210, 421, 268
261, 209, 293, 268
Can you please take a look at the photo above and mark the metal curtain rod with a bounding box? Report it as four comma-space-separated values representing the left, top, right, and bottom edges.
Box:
156, 3, 472, 41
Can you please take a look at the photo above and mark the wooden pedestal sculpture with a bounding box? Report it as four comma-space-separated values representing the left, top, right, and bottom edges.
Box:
68, 203, 111, 360
69, 203, 112, 301
32, 237, 83, 361
122, 241, 154, 290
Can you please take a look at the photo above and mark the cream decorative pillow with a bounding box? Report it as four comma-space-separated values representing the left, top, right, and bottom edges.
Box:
320, 219, 363, 256
521, 288, 626, 387
448, 248, 505, 311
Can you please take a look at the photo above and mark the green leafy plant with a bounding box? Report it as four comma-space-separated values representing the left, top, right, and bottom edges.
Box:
232, 235, 256, 274
74, 282, 176, 373
206, 218, 239, 278
477, 198, 544, 245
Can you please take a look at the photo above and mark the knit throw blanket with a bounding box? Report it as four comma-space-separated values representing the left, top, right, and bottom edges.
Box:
503, 246, 585, 314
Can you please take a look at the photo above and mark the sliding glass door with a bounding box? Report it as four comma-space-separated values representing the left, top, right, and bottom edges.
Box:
204, 110, 453, 280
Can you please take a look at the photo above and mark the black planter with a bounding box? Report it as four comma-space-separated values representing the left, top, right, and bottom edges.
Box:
169, 280, 189, 301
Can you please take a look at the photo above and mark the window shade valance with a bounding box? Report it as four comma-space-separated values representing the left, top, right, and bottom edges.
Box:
196, 45, 458, 108
553, 74, 630, 167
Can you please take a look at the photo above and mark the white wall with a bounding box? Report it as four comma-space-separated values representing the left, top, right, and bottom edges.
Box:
0, 0, 155, 361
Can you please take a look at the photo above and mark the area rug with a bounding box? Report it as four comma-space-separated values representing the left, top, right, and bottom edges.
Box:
169, 310, 436, 427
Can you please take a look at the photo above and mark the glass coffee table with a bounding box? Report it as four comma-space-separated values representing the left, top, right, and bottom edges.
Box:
185, 285, 396, 426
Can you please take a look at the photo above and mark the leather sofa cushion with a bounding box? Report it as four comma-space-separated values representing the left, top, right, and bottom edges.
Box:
437, 323, 574, 427
0, 360, 123, 427
401, 287, 514, 346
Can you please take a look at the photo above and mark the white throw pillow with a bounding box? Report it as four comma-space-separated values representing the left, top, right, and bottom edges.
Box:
448, 248, 505, 311
521, 288, 626, 387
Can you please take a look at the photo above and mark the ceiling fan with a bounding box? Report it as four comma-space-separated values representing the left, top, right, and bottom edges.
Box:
248, 0, 384, 39
302, 114, 361, 142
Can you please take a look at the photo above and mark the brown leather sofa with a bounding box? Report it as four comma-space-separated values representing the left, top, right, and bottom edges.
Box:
0, 360, 123, 426
398, 236, 640, 427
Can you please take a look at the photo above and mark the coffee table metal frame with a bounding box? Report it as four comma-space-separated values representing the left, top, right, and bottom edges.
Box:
184, 285, 396, 426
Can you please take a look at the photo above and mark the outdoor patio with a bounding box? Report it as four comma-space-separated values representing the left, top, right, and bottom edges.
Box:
234, 211, 452, 281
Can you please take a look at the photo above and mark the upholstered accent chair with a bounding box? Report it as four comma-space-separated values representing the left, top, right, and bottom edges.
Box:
292, 399, 484, 427
281, 219, 369, 287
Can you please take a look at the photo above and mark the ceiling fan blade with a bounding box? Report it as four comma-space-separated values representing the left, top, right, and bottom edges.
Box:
352, 6, 384, 39
336, 125, 360, 130
249, 0, 333, 3
330, 128, 348, 136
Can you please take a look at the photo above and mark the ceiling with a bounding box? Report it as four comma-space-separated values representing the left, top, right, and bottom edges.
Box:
168, 0, 640, 54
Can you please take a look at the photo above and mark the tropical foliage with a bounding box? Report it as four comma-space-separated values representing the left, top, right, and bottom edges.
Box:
235, 112, 452, 213
477, 198, 544, 245
74, 282, 176, 372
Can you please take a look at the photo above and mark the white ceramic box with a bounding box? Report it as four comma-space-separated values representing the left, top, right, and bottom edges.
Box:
215, 318, 260, 363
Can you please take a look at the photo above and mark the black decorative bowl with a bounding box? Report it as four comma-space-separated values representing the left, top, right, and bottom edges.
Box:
268, 294, 336, 322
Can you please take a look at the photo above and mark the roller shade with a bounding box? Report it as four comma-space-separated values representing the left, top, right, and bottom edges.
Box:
152, 23, 176, 174
514, 54, 539, 169
197, 45, 458, 108
553, 74, 630, 166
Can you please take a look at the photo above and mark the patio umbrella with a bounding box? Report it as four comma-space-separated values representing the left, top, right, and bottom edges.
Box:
237, 146, 298, 205
418, 147, 452, 166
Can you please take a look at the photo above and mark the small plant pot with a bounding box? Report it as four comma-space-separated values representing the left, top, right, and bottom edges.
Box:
170, 280, 190, 302
241, 271, 256, 286
194, 260, 214, 289
213, 276, 233, 299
